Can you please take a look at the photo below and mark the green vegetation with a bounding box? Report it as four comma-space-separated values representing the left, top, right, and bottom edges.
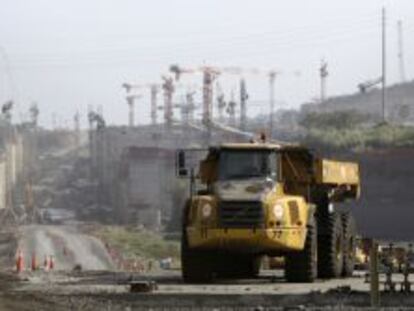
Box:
295, 110, 414, 151
302, 123, 414, 151
94, 226, 180, 260
299, 110, 372, 130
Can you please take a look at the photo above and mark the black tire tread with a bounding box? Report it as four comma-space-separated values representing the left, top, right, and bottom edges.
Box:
341, 211, 357, 277
285, 215, 317, 283
317, 211, 344, 278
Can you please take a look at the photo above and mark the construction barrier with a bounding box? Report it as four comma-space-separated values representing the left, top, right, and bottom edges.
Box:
31, 251, 37, 271
49, 255, 54, 270
16, 249, 24, 273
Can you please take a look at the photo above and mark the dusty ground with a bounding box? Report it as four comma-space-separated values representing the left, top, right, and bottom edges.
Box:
1, 224, 414, 310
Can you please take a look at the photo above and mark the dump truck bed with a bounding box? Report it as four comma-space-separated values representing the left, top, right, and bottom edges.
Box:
314, 158, 360, 200
315, 159, 360, 186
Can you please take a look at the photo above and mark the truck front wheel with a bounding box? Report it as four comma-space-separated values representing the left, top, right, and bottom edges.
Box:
181, 230, 214, 283
285, 215, 317, 282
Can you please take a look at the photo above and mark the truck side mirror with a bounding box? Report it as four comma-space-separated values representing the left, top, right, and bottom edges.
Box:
176, 150, 188, 177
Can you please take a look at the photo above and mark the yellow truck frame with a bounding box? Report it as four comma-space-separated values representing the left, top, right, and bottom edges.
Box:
177, 141, 360, 283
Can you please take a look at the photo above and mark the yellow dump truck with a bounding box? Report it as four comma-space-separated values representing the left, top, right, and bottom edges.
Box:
176, 141, 360, 283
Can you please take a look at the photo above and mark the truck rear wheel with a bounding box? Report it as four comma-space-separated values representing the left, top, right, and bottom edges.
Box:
181, 230, 214, 283
317, 211, 344, 278
285, 215, 317, 282
341, 212, 356, 277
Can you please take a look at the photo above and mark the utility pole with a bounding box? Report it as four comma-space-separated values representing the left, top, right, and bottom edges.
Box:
162, 76, 175, 127
150, 85, 158, 125
239, 78, 248, 131
381, 7, 387, 123
269, 71, 276, 138
320, 60, 328, 103
397, 20, 406, 83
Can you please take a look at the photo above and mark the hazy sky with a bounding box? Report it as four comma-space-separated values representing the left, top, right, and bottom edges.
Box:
0, 0, 413, 128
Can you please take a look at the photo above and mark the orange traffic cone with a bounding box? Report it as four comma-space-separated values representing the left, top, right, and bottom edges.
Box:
44, 255, 49, 271
49, 255, 54, 270
31, 251, 37, 271
16, 249, 24, 273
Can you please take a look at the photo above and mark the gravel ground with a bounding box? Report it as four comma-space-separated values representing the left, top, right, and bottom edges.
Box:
0, 268, 413, 310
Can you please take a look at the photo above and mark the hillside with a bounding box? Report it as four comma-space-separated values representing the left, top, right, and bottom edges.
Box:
301, 79, 414, 124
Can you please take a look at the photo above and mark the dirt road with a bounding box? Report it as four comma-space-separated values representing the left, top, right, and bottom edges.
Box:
17, 225, 114, 271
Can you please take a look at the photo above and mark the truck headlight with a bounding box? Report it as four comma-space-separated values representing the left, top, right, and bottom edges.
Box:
201, 203, 213, 219
272, 204, 284, 220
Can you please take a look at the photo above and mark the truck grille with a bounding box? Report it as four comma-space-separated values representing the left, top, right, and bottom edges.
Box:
219, 201, 264, 228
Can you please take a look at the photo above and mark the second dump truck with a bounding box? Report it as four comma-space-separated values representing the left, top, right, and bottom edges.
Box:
177, 141, 360, 283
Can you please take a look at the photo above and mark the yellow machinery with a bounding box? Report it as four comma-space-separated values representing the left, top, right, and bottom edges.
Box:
177, 141, 360, 283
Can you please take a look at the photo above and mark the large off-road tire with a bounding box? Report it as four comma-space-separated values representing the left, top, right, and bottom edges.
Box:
317, 211, 344, 278
285, 215, 317, 282
181, 230, 214, 283
341, 211, 357, 277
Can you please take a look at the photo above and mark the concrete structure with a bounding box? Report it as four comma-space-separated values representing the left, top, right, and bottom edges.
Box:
89, 123, 247, 230
0, 121, 38, 220
118, 147, 175, 229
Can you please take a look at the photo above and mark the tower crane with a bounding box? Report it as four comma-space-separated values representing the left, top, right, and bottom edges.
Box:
88, 111, 105, 130
170, 64, 261, 129
122, 83, 161, 125
358, 77, 383, 93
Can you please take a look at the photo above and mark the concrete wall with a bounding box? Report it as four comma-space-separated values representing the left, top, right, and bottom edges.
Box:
349, 148, 414, 240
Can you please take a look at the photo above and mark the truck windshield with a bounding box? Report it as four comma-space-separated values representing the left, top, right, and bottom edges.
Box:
218, 149, 275, 180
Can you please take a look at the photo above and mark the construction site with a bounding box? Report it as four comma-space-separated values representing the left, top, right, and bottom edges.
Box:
1, 1, 414, 310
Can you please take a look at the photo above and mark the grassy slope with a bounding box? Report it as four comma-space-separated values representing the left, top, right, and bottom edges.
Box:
93, 225, 180, 260
300, 124, 414, 152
